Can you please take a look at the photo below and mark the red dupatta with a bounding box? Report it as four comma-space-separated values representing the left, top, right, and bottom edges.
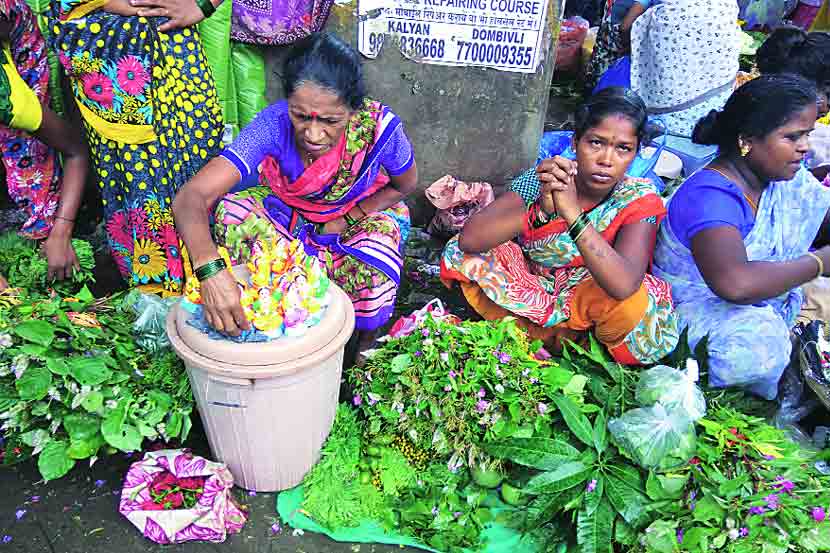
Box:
258, 99, 390, 223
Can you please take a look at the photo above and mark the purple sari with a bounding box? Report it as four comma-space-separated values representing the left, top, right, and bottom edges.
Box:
231, 0, 334, 45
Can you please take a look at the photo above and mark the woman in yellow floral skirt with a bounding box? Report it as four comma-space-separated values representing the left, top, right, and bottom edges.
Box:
49, 0, 224, 295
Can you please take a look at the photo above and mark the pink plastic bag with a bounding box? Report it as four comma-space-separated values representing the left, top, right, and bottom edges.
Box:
425, 175, 494, 238
556, 16, 590, 73
384, 299, 461, 340
119, 449, 247, 544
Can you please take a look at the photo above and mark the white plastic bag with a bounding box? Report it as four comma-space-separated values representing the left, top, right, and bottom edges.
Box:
635, 359, 706, 421
608, 403, 697, 471
124, 290, 179, 353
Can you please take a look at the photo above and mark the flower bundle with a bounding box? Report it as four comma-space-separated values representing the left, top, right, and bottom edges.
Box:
185, 236, 330, 338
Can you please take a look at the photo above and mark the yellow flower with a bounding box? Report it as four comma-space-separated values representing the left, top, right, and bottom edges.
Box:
145, 199, 161, 214
133, 239, 167, 281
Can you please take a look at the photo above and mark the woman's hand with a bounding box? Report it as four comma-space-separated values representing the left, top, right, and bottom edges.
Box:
0, 274, 7, 291
537, 156, 581, 222
42, 232, 80, 282
130, 0, 206, 32
321, 217, 348, 235
200, 269, 250, 336
104, 0, 141, 16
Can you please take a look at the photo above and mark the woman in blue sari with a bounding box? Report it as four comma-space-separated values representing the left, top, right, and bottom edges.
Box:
654, 74, 830, 399
172, 33, 418, 349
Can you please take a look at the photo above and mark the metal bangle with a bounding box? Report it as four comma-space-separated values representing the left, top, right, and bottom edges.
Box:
194, 0, 216, 18
194, 258, 227, 282
808, 252, 824, 279
568, 213, 589, 241
572, 222, 591, 243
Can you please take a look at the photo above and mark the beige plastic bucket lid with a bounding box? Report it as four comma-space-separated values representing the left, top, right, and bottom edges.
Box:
167, 278, 355, 380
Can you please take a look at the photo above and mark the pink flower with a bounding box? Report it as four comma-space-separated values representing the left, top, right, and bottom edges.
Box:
160, 226, 183, 280
81, 72, 114, 108
764, 494, 780, 510
116, 56, 150, 95
586, 479, 597, 492
176, 477, 206, 491
477, 388, 486, 398
537, 402, 548, 415
106, 211, 132, 249
164, 491, 184, 509
150, 472, 177, 495
58, 52, 73, 73
140, 500, 165, 511
475, 399, 490, 413
773, 476, 795, 495
353, 394, 362, 406
127, 208, 150, 238
813, 507, 826, 522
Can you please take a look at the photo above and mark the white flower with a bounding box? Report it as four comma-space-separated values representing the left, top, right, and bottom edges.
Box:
11, 355, 29, 379
495, 384, 505, 394
105, 400, 118, 409
0, 334, 13, 348
440, 352, 449, 363
367, 392, 382, 404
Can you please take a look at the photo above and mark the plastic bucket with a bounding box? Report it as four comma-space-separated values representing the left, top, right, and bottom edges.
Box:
166, 272, 355, 492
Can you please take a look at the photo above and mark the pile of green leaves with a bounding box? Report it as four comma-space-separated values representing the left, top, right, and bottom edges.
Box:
637, 407, 830, 553
0, 231, 94, 295
348, 316, 588, 472
0, 237, 193, 481
485, 340, 665, 553
301, 404, 389, 530
301, 402, 536, 552
338, 316, 613, 550
314, 312, 830, 553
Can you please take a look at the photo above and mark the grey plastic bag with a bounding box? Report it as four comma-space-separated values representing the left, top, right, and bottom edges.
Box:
123, 290, 178, 353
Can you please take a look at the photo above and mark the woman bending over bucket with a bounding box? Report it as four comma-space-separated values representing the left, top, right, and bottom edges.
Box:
172, 32, 418, 352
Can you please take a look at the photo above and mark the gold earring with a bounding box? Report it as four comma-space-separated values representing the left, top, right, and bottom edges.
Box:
739, 141, 751, 157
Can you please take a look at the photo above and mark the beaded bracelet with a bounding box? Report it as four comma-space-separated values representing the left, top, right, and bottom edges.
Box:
194, 257, 227, 282
194, 0, 216, 19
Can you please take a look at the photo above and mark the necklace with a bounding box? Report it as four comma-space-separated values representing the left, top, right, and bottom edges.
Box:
707, 165, 760, 214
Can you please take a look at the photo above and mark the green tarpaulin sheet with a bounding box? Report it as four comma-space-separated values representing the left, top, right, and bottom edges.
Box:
277, 485, 546, 553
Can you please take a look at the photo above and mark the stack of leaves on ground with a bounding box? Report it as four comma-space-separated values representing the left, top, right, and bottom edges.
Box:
0, 234, 193, 480
297, 313, 830, 553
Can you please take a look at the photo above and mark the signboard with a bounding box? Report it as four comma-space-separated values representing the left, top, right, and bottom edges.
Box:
357, 0, 551, 73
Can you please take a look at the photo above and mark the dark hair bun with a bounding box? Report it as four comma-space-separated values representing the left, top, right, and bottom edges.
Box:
757, 26, 809, 74
692, 74, 816, 154
692, 110, 721, 146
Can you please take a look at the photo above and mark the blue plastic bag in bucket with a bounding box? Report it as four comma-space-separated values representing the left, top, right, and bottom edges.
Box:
537, 127, 667, 192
